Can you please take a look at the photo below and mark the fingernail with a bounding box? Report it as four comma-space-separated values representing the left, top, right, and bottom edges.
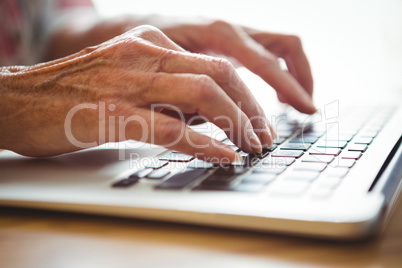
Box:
249, 132, 262, 153
260, 126, 273, 148
304, 95, 317, 114
268, 123, 278, 140
221, 146, 241, 163
234, 152, 243, 162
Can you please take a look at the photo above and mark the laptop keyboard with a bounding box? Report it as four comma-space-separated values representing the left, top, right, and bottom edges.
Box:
112, 106, 395, 199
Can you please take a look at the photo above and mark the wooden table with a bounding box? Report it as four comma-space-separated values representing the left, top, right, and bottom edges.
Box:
1, 196, 401, 268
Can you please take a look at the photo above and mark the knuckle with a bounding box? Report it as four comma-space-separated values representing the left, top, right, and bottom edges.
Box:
209, 19, 233, 31
262, 54, 280, 69
193, 75, 217, 102
214, 58, 234, 75
159, 120, 181, 143
285, 35, 303, 51
156, 49, 176, 72
133, 25, 168, 43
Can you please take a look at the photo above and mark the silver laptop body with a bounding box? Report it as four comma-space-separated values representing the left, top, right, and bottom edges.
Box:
1, 70, 401, 241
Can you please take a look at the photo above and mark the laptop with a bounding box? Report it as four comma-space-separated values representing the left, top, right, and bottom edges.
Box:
1, 67, 401, 241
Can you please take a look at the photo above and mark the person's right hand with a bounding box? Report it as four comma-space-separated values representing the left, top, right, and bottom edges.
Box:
0, 25, 275, 162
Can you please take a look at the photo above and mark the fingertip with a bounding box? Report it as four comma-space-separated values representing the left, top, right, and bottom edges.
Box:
296, 89, 317, 114
250, 132, 262, 153
259, 126, 273, 148
263, 121, 277, 140
220, 146, 239, 163
305, 99, 317, 114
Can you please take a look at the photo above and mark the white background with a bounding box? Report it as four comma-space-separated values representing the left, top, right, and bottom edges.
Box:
93, 0, 402, 106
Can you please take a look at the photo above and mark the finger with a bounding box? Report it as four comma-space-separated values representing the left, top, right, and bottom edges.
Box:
129, 25, 187, 52
125, 72, 263, 153
160, 110, 207, 125
121, 107, 240, 163
242, 29, 314, 97
212, 26, 316, 114
284, 54, 313, 97
231, 32, 315, 114
158, 52, 274, 148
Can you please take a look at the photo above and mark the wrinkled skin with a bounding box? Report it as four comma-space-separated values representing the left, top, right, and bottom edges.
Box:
0, 17, 315, 163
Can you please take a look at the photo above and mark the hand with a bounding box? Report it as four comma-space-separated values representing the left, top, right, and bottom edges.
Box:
46, 16, 315, 114
0, 26, 274, 162
158, 19, 316, 114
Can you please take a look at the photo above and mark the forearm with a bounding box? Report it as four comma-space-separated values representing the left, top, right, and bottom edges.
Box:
44, 13, 153, 61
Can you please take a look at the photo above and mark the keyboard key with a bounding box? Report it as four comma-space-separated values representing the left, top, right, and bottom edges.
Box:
326, 167, 349, 178
194, 166, 260, 192
276, 123, 296, 131
262, 145, 278, 153
302, 155, 335, 163
324, 132, 355, 142
353, 137, 373, 144
359, 130, 379, 138
146, 169, 171, 179
129, 168, 153, 178
155, 169, 208, 189
302, 122, 326, 131
277, 130, 293, 138
337, 134, 355, 142
187, 159, 215, 169
273, 137, 286, 144
294, 162, 327, 172
271, 150, 304, 158
280, 143, 311, 151
238, 151, 248, 157
229, 181, 267, 192
289, 136, 319, 144
199, 174, 238, 187
317, 177, 342, 189
112, 177, 140, 188
163, 162, 189, 173
214, 166, 248, 176
112, 169, 152, 187
229, 144, 240, 150
341, 151, 362, 160
194, 171, 241, 190
222, 138, 234, 145
316, 140, 348, 149
333, 159, 356, 168
348, 144, 368, 152
159, 152, 194, 162
242, 154, 262, 167
284, 170, 320, 182
254, 166, 286, 175
262, 157, 295, 166
195, 180, 266, 192
145, 159, 169, 169
242, 172, 277, 184
214, 132, 228, 142
309, 147, 341, 156
269, 181, 311, 196
296, 132, 323, 139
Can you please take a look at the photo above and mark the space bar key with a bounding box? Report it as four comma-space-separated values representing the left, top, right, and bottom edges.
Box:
155, 169, 209, 190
